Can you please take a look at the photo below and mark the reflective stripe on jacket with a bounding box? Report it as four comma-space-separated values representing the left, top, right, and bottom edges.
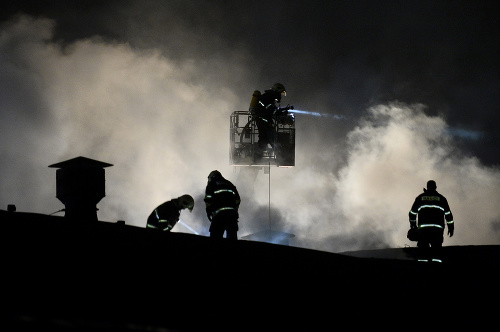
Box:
409, 190, 454, 228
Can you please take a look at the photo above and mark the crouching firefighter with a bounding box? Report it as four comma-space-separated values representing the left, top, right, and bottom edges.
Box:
408, 180, 454, 262
204, 170, 241, 240
146, 195, 194, 231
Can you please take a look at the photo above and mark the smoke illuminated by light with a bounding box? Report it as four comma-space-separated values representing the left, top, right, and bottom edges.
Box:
447, 127, 484, 140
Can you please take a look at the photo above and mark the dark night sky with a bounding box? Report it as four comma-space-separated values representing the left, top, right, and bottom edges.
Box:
1, 1, 499, 251
3, 0, 499, 163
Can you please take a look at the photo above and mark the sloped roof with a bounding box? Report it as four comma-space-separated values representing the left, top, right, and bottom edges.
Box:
48, 156, 113, 169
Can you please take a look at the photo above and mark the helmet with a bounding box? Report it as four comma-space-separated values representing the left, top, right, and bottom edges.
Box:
208, 170, 222, 181
177, 194, 194, 212
271, 83, 286, 96
426, 180, 437, 190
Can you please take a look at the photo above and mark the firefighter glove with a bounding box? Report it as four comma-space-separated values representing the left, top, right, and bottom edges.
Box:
447, 223, 454, 237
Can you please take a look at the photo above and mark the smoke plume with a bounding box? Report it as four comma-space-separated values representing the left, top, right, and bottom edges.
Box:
1, 15, 499, 252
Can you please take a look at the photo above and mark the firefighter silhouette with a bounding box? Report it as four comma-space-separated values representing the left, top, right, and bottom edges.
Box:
146, 195, 194, 231
253, 83, 292, 160
204, 170, 240, 239
408, 180, 454, 262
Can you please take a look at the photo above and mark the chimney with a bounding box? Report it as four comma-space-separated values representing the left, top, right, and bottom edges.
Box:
49, 156, 113, 221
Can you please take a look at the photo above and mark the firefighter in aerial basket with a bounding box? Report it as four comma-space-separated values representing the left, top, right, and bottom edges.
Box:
408, 180, 454, 262
253, 83, 293, 160
204, 170, 241, 240
146, 195, 194, 231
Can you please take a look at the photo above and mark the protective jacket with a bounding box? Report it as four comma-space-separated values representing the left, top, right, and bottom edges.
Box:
409, 189, 454, 230
146, 199, 181, 231
254, 89, 286, 123
204, 177, 240, 221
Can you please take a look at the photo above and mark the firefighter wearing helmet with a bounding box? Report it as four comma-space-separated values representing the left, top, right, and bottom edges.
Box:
146, 194, 194, 231
253, 83, 293, 160
408, 180, 454, 262
204, 170, 241, 239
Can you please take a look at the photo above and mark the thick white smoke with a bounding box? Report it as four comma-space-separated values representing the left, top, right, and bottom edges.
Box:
1, 16, 499, 252
267, 102, 500, 251
0, 15, 240, 227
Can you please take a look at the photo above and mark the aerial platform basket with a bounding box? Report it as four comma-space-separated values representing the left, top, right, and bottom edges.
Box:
230, 110, 295, 167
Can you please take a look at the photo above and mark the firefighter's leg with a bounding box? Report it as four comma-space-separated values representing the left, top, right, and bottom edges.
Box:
417, 229, 431, 262
210, 228, 224, 239
226, 229, 237, 240
429, 229, 444, 263
225, 219, 238, 240
255, 119, 267, 160
209, 219, 225, 239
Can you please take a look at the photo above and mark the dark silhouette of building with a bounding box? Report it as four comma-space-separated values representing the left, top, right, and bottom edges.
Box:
1, 208, 498, 330
49, 156, 113, 221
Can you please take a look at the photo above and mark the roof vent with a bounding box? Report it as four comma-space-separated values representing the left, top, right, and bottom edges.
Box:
49, 156, 113, 221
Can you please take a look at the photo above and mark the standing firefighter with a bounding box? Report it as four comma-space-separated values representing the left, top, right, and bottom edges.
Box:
146, 195, 194, 231
253, 83, 293, 159
408, 180, 454, 262
204, 170, 241, 239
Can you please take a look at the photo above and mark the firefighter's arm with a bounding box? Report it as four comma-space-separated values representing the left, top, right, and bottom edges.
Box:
233, 187, 241, 208
409, 198, 419, 228
446, 215, 454, 236
447, 218, 454, 237
276, 104, 293, 116
444, 200, 454, 237
205, 204, 213, 221
409, 210, 418, 228
204, 193, 213, 221
168, 218, 179, 230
